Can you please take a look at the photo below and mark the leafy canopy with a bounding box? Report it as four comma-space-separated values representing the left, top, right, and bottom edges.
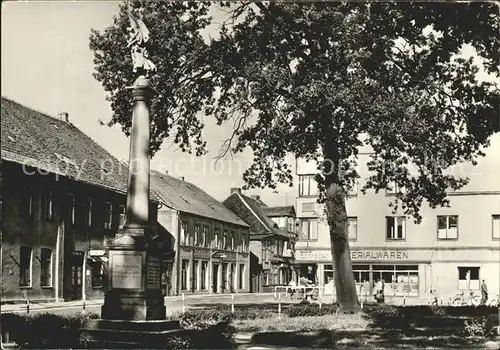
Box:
90, 1, 499, 222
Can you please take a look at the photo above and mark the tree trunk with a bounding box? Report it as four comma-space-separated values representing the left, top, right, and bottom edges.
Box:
323, 144, 360, 314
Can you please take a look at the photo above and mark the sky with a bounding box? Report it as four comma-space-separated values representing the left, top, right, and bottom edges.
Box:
0, 1, 297, 206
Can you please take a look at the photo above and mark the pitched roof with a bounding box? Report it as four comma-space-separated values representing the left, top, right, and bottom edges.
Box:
1, 96, 159, 201
223, 192, 289, 238
150, 170, 249, 228
261, 205, 296, 217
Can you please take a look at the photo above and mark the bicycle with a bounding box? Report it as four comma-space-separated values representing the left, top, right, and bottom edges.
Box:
486, 294, 499, 307
451, 290, 480, 306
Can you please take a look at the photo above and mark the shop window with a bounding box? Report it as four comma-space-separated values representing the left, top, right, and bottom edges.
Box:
492, 215, 500, 240
91, 261, 104, 288
372, 264, 418, 296
181, 260, 189, 291
458, 266, 480, 290
299, 218, 318, 241
347, 217, 357, 241
19, 246, 33, 287
299, 174, 319, 196
352, 265, 370, 285
324, 264, 334, 285
41, 188, 53, 220
201, 261, 208, 290
437, 215, 458, 240
40, 248, 52, 287
386, 216, 406, 240
118, 205, 126, 227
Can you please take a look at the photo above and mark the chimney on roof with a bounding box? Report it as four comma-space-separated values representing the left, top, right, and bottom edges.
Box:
231, 188, 241, 194
57, 112, 69, 122
251, 195, 261, 201
180, 176, 185, 181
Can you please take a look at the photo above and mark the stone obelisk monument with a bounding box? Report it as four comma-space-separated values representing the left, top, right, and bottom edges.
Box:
100, 6, 165, 321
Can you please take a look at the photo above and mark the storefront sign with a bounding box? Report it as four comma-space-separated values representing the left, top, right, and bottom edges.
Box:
193, 249, 210, 260
112, 254, 142, 289
351, 251, 409, 260
296, 249, 410, 262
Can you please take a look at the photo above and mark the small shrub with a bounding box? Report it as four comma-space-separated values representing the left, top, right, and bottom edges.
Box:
364, 304, 400, 317
180, 307, 232, 330
464, 317, 488, 337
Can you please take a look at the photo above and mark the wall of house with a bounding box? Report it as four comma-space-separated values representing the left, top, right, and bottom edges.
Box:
157, 209, 250, 295
294, 134, 500, 299
1, 161, 159, 303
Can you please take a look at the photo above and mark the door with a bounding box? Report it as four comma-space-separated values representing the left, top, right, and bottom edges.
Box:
71, 251, 84, 300
221, 263, 228, 294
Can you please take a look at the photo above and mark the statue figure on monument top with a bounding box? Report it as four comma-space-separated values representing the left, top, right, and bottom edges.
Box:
126, 5, 156, 76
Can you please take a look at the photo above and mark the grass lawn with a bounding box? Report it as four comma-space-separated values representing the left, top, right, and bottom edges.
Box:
231, 314, 500, 349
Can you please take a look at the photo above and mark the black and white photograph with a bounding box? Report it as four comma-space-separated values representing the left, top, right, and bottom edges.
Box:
1, 1, 499, 349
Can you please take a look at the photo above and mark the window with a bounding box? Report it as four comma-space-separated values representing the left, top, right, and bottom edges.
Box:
26, 189, 34, 217
352, 264, 371, 292
19, 246, 32, 287
348, 181, 358, 197
299, 219, 318, 241
194, 224, 200, 246
91, 261, 104, 288
40, 248, 52, 287
492, 215, 500, 240
437, 215, 458, 240
84, 198, 92, 227
239, 264, 245, 289
347, 217, 358, 241
230, 231, 235, 251
104, 202, 113, 229
180, 222, 189, 245
223, 230, 228, 250
118, 205, 126, 227
201, 261, 208, 290
68, 194, 76, 225
386, 216, 406, 240
386, 182, 405, 195
193, 260, 199, 290
458, 266, 480, 290
181, 260, 189, 291
372, 264, 419, 296
202, 225, 209, 248
299, 174, 319, 196
41, 188, 53, 220
214, 228, 220, 249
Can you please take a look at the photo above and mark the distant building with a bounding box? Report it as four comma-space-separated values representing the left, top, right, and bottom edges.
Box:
0, 97, 163, 303
295, 135, 500, 299
151, 172, 250, 295
223, 189, 297, 293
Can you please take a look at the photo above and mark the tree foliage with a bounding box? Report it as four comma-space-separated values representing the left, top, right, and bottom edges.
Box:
90, 1, 499, 312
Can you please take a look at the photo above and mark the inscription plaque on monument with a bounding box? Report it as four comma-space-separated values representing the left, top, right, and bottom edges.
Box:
146, 255, 161, 290
112, 253, 143, 289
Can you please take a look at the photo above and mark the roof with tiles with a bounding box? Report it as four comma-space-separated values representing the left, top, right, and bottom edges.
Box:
261, 205, 296, 218
150, 170, 249, 228
223, 191, 289, 239
1, 96, 160, 202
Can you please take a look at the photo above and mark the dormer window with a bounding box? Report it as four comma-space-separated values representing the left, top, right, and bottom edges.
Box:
54, 152, 77, 168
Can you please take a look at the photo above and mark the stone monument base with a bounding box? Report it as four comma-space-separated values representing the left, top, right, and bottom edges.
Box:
101, 289, 166, 321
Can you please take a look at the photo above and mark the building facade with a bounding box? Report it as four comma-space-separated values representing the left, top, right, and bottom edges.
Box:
1, 97, 161, 303
151, 172, 251, 296
295, 134, 500, 300
223, 190, 296, 293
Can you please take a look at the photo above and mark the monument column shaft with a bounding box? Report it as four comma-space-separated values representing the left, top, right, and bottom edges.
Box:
124, 79, 151, 231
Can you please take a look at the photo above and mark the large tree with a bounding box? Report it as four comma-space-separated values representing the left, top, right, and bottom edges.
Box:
90, 1, 499, 313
